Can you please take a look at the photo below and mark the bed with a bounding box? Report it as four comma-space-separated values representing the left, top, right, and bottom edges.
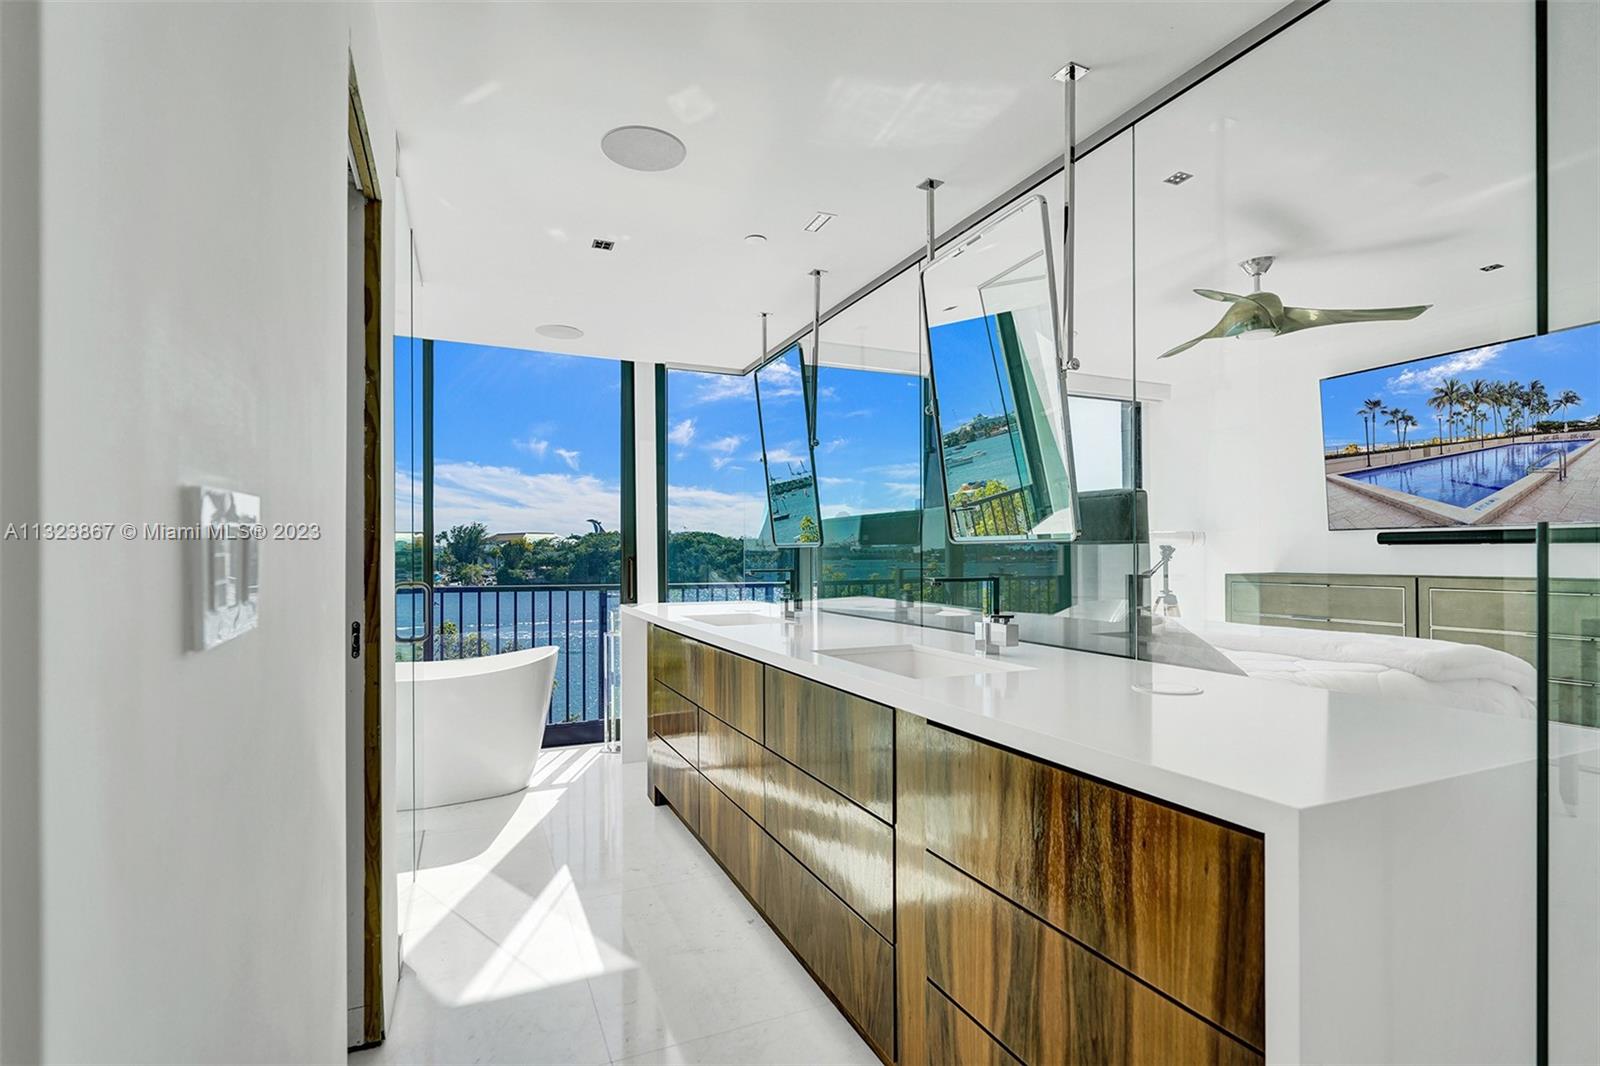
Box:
1215, 572, 1599, 723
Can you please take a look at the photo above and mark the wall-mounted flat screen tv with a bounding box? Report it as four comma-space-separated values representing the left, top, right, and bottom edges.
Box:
1319, 320, 1598, 531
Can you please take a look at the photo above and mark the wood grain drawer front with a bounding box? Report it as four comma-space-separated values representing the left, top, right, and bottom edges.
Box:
699, 710, 766, 823
648, 735, 699, 834
757, 812, 896, 1059
648, 681, 698, 765
921, 725, 1265, 1048
763, 753, 895, 941
763, 668, 894, 822
690, 640, 764, 740
701, 776, 764, 897
926, 982, 1023, 1066
924, 856, 1262, 1066
648, 625, 692, 698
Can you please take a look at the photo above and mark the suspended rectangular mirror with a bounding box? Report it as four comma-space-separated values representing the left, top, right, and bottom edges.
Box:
754, 339, 823, 546
923, 194, 1080, 542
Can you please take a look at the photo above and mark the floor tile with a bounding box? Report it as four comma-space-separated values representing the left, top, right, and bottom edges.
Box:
612, 1005, 879, 1066
366, 747, 870, 1066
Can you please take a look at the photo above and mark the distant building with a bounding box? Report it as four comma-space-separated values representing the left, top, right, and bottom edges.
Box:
486, 531, 558, 546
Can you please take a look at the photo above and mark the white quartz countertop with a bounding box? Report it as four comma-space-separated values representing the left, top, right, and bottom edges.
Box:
623, 601, 1584, 829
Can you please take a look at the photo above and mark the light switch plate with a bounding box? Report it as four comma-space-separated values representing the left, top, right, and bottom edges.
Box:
190, 486, 261, 651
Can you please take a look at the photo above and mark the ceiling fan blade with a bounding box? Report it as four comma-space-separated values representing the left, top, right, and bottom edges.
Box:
1159, 312, 1233, 359
1193, 288, 1246, 302
1279, 304, 1432, 333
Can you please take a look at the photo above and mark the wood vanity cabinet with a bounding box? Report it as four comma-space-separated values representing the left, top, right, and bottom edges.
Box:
646, 626, 896, 1061
644, 625, 1267, 1066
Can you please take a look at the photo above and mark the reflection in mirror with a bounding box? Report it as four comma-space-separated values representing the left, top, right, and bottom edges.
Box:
923, 195, 1079, 542
754, 341, 823, 546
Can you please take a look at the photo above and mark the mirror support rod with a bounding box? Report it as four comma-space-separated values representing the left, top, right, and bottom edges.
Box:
808, 269, 823, 448
1056, 62, 1089, 373
917, 178, 944, 265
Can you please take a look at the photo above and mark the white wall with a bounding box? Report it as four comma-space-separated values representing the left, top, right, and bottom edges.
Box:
22, 3, 394, 1061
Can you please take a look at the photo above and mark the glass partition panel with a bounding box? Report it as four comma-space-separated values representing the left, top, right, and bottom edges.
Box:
1130, 2, 1543, 1056
923, 194, 1079, 542
754, 341, 823, 546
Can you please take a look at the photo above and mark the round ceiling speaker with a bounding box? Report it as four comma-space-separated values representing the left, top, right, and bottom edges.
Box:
601, 125, 687, 172
536, 324, 584, 340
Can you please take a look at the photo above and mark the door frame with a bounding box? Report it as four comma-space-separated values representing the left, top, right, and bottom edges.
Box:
347, 55, 386, 1049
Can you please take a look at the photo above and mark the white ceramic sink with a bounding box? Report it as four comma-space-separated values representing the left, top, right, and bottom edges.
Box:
819, 643, 1027, 680
687, 611, 782, 627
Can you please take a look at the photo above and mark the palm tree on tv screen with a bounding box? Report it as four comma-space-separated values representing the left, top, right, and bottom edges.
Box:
1383, 407, 1405, 448
1467, 380, 1490, 438
1362, 397, 1384, 454
1554, 389, 1581, 431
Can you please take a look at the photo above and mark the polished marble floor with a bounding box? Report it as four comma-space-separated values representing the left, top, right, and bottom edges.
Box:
351, 745, 876, 1065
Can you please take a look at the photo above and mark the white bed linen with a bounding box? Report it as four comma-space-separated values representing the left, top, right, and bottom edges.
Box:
1173, 619, 1538, 718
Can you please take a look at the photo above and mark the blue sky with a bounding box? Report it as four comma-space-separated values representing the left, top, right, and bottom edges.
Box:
396, 337, 928, 540
1319, 322, 1599, 450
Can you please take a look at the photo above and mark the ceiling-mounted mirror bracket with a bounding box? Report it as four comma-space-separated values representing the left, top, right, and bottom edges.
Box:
808, 269, 824, 448
1057, 61, 1088, 375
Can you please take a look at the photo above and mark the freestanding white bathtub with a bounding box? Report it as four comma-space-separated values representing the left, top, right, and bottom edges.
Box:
395, 645, 559, 809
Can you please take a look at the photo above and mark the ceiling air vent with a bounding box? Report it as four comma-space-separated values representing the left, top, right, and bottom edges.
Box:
1479, 262, 1505, 272
591, 238, 615, 251
1163, 171, 1194, 186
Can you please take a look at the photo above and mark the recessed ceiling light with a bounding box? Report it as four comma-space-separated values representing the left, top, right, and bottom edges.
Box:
804, 212, 836, 233
591, 238, 615, 251
744, 234, 767, 245
1164, 171, 1194, 186
943, 304, 959, 312
600, 125, 686, 172
1479, 262, 1506, 272
536, 324, 584, 340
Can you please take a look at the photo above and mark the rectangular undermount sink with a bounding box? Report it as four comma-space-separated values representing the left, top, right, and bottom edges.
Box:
819, 643, 1027, 680
686, 612, 782, 627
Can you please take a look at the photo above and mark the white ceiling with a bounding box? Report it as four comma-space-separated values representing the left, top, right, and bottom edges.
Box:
378, 1, 1284, 370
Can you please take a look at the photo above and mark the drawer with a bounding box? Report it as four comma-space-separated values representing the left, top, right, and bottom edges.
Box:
756, 811, 896, 1059
921, 725, 1265, 1048
648, 680, 698, 765
698, 776, 896, 1060
648, 735, 699, 834
764, 667, 893, 822
923, 854, 1262, 1066
648, 625, 692, 698
701, 775, 764, 897
690, 639, 764, 739
763, 753, 894, 941
925, 981, 1022, 1066
699, 709, 766, 822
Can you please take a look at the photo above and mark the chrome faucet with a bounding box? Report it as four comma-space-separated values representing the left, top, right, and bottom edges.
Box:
747, 567, 802, 620
930, 574, 1019, 655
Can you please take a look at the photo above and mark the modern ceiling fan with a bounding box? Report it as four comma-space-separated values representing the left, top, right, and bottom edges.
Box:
1159, 256, 1430, 359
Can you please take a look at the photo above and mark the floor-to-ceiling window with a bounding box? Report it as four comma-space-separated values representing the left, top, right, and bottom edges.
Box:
396, 339, 628, 745
663, 368, 795, 600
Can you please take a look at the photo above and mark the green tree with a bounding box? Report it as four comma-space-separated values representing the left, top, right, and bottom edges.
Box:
796, 515, 820, 544
436, 522, 494, 585
950, 479, 1028, 537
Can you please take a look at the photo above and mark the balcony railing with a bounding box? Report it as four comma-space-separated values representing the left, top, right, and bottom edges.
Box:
396, 581, 786, 727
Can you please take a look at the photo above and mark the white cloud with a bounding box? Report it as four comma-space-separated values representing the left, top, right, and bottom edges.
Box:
885, 481, 922, 499
690, 375, 754, 404
703, 434, 742, 456
765, 447, 810, 466
866, 462, 920, 480
427, 461, 619, 535
821, 437, 849, 453
666, 483, 769, 538
555, 448, 581, 470
756, 359, 803, 398
1385, 344, 1504, 393
818, 475, 859, 487
667, 418, 696, 447
514, 437, 549, 458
